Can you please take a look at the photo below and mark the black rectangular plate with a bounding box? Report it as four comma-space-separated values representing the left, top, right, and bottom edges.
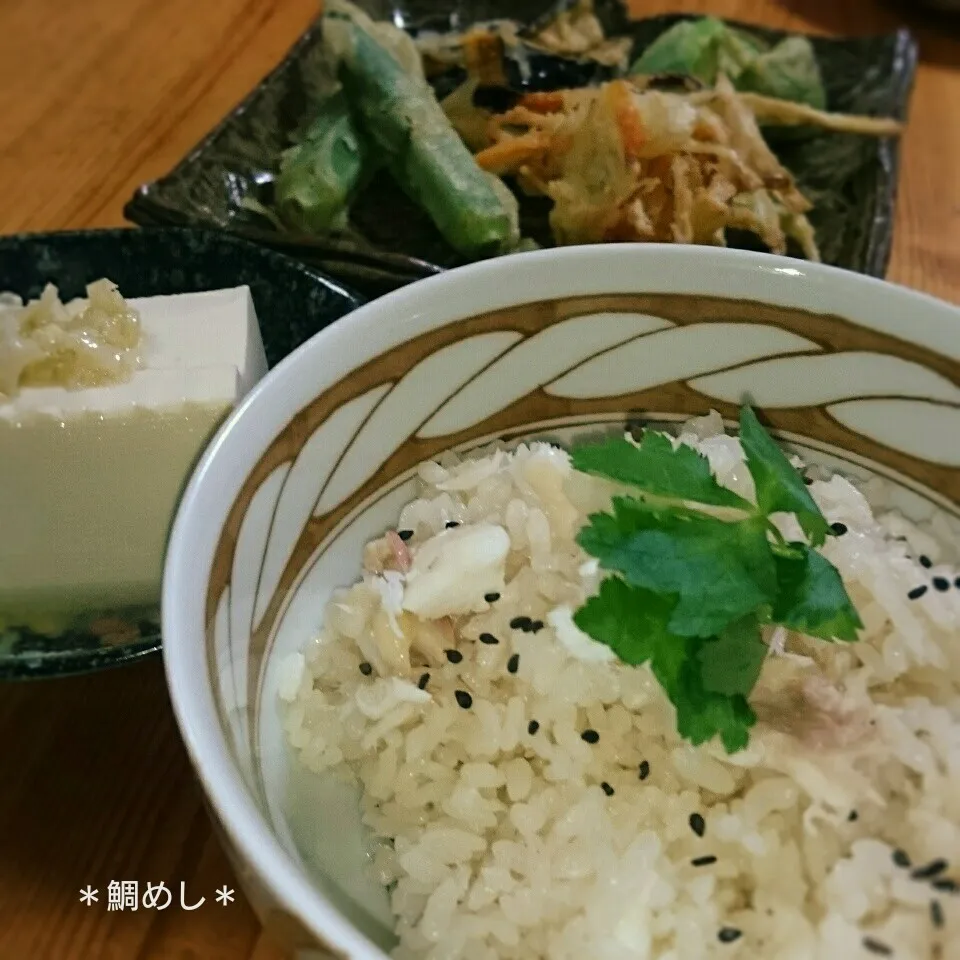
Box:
125, 0, 917, 298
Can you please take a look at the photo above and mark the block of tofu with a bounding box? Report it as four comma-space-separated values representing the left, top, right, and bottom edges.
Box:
0, 286, 268, 633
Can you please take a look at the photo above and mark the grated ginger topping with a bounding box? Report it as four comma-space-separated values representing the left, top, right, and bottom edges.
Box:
0, 278, 142, 399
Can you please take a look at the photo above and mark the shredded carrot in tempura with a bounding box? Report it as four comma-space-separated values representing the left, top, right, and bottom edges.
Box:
474, 132, 553, 174
605, 80, 645, 160
516, 91, 566, 114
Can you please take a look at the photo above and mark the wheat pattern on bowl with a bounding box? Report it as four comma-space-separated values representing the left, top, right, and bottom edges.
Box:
162, 245, 960, 959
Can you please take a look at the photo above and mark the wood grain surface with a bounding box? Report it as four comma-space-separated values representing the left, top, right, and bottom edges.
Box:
0, 0, 957, 958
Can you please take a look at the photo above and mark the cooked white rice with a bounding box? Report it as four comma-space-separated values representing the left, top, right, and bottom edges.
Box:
283, 412, 960, 960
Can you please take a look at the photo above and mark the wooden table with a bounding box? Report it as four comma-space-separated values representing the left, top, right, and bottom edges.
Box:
0, 0, 957, 957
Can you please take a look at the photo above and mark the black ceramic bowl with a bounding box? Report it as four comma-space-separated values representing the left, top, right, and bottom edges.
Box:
0, 227, 362, 680
125, 0, 917, 296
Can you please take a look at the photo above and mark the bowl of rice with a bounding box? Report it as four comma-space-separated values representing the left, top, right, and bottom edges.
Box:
162, 244, 960, 960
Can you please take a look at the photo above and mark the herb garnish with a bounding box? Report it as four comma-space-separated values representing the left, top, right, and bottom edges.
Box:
571, 407, 862, 753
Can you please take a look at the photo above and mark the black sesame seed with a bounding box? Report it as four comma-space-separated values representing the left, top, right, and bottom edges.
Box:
581, 729, 600, 744
892, 849, 911, 869
479, 632, 500, 645
862, 937, 893, 957
529, 619, 545, 633
358, 661, 373, 676
509, 616, 533, 631
446, 648, 464, 664
717, 928, 742, 944
830, 521, 848, 536
445, 520, 460, 528
933, 878, 958, 893
848, 810, 859, 822
528, 720, 540, 735
933, 577, 950, 592
397, 529, 414, 541
639, 760, 650, 781
920, 555, 933, 569
907, 585, 929, 600
913, 858, 948, 880
507, 653, 520, 674
601, 781, 615, 797
484, 592, 501, 603
692, 855, 718, 867
689, 813, 706, 838
931, 900, 945, 929
417, 672, 430, 690
455, 690, 473, 709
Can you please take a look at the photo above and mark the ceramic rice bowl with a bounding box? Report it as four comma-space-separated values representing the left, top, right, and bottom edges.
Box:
162, 245, 960, 959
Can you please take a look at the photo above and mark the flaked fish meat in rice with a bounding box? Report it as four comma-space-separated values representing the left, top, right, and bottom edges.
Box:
283, 412, 960, 960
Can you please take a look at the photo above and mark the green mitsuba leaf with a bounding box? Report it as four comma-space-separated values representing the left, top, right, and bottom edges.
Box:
573, 577, 684, 670
575, 578, 756, 754
739, 406, 829, 546
568, 406, 862, 755
772, 544, 862, 642
571, 431, 750, 509
653, 634, 757, 754
577, 497, 777, 637
697, 615, 768, 696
